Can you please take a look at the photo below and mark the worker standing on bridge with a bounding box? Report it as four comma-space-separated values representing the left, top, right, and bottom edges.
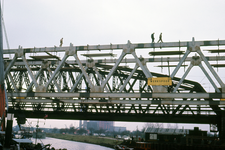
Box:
157, 33, 163, 43
151, 33, 155, 43
60, 38, 63, 47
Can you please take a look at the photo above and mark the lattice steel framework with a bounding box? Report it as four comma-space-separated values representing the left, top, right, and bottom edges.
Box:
3, 38, 225, 137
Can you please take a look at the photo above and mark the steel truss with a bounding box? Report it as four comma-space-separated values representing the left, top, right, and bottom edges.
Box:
3, 38, 225, 131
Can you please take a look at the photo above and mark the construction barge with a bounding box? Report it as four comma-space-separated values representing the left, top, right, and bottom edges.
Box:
115, 127, 225, 150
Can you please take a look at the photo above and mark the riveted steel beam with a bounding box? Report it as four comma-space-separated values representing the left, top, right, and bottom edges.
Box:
7, 92, 225, 99
4, 39, 225, 54
171, 50, 190, 78
199, 63, 220, 93
4, 55, 17, 78
22, 55, 38, 88
198, 49, 225, 91
69, 67, 88, 92
173, 63, 193, 92
7, 56, 225, 67
119, 64, 139, 92
8, 73, 19, 92
73, 54, 94, 89
26, 68, 43, 92
45, 54, 68, 89
101, 51, 126, 89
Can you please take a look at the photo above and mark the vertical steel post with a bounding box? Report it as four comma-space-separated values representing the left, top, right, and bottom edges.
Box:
0, 1, 5, 131
0, 1, 3, 85
220, 111, 225, 140
4, 112, 14, 148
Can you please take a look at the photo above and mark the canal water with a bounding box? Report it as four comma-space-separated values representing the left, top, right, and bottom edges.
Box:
31, 137, 114, 150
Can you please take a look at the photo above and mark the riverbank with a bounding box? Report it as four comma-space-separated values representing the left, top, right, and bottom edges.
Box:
46, 133, 122, 148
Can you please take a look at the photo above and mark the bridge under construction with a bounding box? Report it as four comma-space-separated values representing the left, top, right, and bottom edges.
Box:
2, 38, 225, 139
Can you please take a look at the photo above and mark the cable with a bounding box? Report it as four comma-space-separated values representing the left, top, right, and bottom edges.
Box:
2, 17, 10, 50
1, 0, 4, 13
1, 0, 11, 58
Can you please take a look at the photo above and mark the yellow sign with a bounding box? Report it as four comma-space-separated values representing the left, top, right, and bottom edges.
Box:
148, 77, 172, 86
221, 99, 225, 101
16, 97, 25, 99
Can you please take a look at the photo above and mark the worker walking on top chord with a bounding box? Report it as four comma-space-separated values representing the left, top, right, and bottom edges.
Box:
151, 33, 155, 43
60, 38, 63, 47
157, 33, 163, 43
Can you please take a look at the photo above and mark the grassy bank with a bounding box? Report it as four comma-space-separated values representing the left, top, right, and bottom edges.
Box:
46, 133, 122, 148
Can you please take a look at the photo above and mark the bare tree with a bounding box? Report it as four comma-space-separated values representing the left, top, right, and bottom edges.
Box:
142, 123, 164, 133
167, 123, 178, 129
144, 123, 164, 129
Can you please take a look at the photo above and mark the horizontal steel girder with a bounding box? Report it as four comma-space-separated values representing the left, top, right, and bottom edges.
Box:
8, 98, 225, 105
7, 92, 225, 99
13, 110, 219, 124
3, 39, 225, 54
5, 56, 225, 66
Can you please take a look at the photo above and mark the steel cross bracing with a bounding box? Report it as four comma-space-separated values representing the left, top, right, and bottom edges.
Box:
2, 37, 225, 124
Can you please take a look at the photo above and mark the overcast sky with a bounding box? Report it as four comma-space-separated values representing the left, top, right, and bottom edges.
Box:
4, 0, 225, 131
3, 0, 225, 48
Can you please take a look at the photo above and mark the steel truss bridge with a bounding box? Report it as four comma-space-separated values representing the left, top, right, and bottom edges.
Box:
3, 37, 225, 138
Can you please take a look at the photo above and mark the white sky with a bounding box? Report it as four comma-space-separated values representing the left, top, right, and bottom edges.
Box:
4, 0, 225, 131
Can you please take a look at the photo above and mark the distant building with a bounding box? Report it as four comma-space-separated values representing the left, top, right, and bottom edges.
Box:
87, 121, 99, 130
99, 121, 114, 131
87, 121, 114, 131
114, 126, 126, 132
79, 120, 88, 129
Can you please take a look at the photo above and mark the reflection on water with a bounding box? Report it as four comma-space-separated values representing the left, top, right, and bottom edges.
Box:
31, 137, 113, 150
